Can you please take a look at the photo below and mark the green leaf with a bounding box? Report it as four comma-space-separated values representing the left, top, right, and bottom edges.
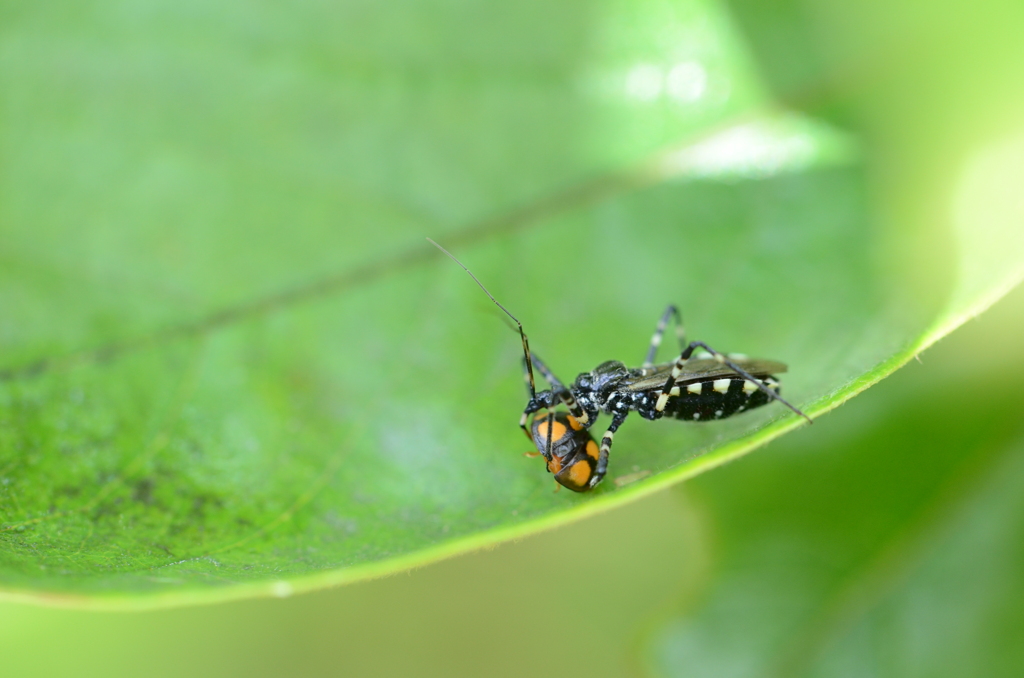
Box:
0, 0, 1021, 608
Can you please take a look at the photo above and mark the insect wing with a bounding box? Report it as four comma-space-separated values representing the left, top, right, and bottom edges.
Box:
624, 358, 788, 391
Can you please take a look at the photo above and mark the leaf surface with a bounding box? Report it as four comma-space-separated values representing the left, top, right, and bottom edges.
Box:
0, 0, 1019, 607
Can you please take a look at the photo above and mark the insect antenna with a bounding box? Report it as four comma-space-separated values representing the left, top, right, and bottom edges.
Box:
427, 238, 537, 399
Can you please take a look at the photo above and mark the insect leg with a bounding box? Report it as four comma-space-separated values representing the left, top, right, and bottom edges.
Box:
519, 353, 588, 451
529, 352, 591, 427
594, 411, 628, 487
643, 305, 686, 368
519, 353, 559, 432
530, 352, 566, 392
657, 341, 812, 423
519, 387, 557, 440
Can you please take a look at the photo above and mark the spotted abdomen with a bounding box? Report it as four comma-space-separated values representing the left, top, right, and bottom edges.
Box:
663, 376, 780, 421
530, 411, 602, 492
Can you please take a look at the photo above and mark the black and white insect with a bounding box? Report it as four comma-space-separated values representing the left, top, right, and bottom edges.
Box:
429, 239, 811, 492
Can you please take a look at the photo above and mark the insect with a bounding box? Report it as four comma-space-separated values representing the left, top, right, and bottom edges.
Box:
428, 239, 811, 492
528, 410, 602, 492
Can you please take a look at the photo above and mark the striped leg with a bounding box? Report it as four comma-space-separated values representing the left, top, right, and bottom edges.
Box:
655, 341, 812, 423
530, 352, 567, 392
593, 411, 628, 487
643, 305, 686, 368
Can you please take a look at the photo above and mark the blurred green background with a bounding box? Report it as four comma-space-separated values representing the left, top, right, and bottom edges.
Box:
3, 0, 1024, 675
